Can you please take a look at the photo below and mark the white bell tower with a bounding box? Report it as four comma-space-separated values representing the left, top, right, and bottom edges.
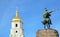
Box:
10, 9, 24, 37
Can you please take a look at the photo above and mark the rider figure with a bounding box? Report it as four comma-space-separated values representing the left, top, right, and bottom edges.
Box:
42, 8, 53, 29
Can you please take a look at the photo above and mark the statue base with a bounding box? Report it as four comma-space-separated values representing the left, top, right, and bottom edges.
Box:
36, 28, 59, 37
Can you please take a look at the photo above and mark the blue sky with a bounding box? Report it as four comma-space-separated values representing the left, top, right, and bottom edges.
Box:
0, 0, 60, 37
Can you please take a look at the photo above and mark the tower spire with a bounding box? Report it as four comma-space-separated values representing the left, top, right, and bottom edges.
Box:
12, 8, 22, 22
16, 9, 19, 18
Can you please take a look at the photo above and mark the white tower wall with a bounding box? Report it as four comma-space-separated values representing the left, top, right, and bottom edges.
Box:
10, 22, 24, 37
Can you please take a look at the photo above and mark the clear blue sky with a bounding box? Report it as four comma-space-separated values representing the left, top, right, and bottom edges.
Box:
0, 0, 60, 37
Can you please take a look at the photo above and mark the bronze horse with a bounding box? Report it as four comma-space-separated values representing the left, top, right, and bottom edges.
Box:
42, 8, 53, 29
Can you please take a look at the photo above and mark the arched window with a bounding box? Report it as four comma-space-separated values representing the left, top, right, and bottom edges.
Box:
15, 24, 18, 27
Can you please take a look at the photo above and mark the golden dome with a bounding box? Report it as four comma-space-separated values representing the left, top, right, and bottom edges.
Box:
12, 9, 22, 22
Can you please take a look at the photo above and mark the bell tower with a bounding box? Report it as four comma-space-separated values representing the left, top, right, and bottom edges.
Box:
10, 9, 24, 37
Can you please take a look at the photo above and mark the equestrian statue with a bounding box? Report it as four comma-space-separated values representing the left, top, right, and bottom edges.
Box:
42, 8, 53, 29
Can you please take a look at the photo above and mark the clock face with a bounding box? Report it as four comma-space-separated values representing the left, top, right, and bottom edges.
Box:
15, 24, 18, 27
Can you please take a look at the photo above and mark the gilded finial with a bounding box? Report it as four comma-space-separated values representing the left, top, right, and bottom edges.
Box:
12, 8, 22, 22
16, 8, 19, 18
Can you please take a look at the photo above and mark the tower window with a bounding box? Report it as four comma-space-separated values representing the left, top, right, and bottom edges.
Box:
16, 31, 18, 33
15, 24, 18, 27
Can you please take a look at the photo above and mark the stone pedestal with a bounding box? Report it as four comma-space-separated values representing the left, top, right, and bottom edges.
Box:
36, 29, 59, 37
